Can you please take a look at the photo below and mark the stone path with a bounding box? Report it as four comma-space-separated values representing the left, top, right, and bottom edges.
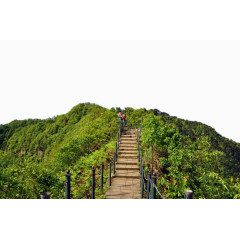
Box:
106, 126, 141, 199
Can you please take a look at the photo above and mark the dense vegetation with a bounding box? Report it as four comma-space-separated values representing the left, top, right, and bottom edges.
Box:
130, 109, 240, 199
0, 103, 119, 198
0, 103, 240, 199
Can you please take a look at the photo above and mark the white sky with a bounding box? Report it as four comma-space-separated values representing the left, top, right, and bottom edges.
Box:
0, 40, 240, 142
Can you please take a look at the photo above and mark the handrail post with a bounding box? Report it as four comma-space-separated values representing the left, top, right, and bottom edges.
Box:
151, 172, 156, 199
184, 190, 193, 199
114, 142, 118, 161
100, 162, 104, 194
113, 152, 116, 175
65, 170, 71, 199
91, 167, 95, 199
141, 164, 145, 198
119, 121, 122, 133
118, 132, 120, 148
118, 132, 121, 147
146, 171, 151, 199
153, 172, 157, 199
150, 173, 153, 199
140, 156, 142, 175
137, 124, 141, 163
109, 162, 112, 186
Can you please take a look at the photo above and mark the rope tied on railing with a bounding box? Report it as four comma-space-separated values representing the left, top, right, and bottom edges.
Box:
143, 174, 148, 183
61, 182, 67, 199
153, 183, 165, 199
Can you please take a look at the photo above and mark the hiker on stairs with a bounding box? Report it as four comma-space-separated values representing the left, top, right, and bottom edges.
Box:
118, 112, 123, 120
122, 114, 127, 126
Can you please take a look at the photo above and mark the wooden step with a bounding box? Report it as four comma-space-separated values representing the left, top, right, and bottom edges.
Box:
117, 156, 138, 160
119, 148, 137, 151
120, 135, 136, 138
114, 174, 140, 179
121, 134, 136, 137
116, 165, 139, 170
106, 194, 141, 199
120, 142, 137, 146
120, 139, 136, 142
106, 188, 141, 195
118, 150, 138, 157
106, 187, 141, 196
114, 170, 140, 179
119, 147, 137, 150
109, 186, 141, 192
119, 151, 137, 154
117, 157, 138, 160
121, 130, 136, 133
118, 152, 138, 156
121, 138, 136, 141
118, 155, 138, 160
117, 160, 139, 165
119, 145, 136, 148
109, 180, 140, 189
120, 143, 137, 146
121, 134, 136, 139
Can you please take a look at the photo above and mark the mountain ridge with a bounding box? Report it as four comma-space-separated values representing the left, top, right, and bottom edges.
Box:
0, 102, 239, 199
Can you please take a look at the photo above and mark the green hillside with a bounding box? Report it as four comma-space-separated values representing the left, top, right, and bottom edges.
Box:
0, 103, 240, 199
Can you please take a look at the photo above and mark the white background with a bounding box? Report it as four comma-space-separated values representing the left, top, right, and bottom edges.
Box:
0, 200, 239, 240
0, 40, 240, 142
1, 1, 240, 240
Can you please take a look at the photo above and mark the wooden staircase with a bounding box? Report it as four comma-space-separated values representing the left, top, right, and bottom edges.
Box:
106, 126, 141, 199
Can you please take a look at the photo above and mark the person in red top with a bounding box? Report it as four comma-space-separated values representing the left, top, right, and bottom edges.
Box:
122, 114, 126, 126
